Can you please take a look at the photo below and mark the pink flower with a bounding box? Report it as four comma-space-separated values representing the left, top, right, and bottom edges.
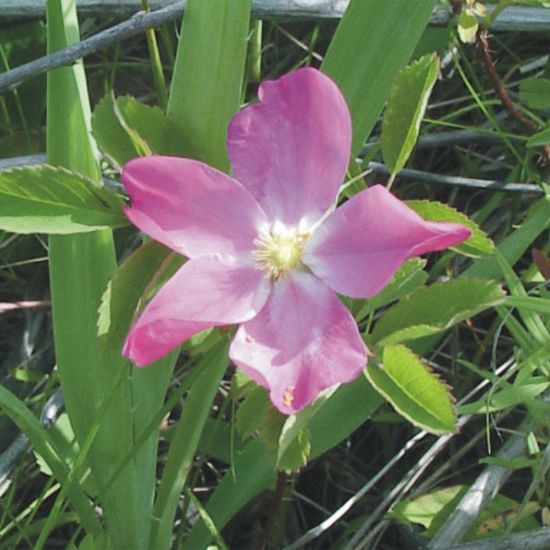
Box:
121, 68, 471, 414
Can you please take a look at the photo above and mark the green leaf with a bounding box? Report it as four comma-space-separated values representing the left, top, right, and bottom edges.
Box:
92, 94, 184, 168
322, 0, 438, 156
357, 258, 428, 320
277, 428, 311, 472
309, 375, 383, 458
519, 77, 550, 110
46, 3, 173, 548
150, 341, 229, 550
365, 345, 457, 434
527, 125, 550, 148
92, 94, 137, 168
0, 385, 102, 537
457, 10, 479, 44
276, 387, 337, 472
185, 439, 276, 549
459, 380, 550, 414
0, 164, 127, 234
406, 199, 494, 257
97, 241, 181, 353
370, 278, 505, 347
166, 0, 251, 171
235, 386, 271, 440
381, 53, 440, 175
464, 197, 550, 280
188, 376, 383, 549
390, 485, 464, 529
116, 96, 172, 154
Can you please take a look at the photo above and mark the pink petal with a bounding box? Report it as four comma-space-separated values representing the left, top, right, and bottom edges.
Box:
122, 156, 267, 258
303, 185, 471, 299
123, 256, 271, 366
227, 68, 351, 227
229, 272, 368, 414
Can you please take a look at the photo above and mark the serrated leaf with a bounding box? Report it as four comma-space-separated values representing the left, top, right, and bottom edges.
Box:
527, 125, 550, 148
365, 345, 457, 434
519, 77, 550, 110
92, 94, 183, 169
357, 258, 428, 319
370, 278, 505, 347
97, 241, 182, 353
0, 164, 127, 234
406, 199, 494, 257
381, 53, 439, 175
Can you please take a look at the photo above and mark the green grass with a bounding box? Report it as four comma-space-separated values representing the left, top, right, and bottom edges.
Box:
0, 4, 549, 549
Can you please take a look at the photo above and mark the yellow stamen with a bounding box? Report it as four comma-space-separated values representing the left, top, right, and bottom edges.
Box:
283, 386, 295, 408
253, 227, 308, 280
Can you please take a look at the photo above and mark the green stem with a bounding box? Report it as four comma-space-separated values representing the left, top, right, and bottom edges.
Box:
142, 0, 168, 108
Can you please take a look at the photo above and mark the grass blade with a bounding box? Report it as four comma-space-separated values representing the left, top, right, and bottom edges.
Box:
322, 0, 438, 156
166, 0, 251, 171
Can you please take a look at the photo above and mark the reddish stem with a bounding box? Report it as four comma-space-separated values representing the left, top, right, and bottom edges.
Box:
476, 29, 539, 134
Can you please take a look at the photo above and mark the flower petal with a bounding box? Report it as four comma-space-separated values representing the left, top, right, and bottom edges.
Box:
122, 156, 268, 258
229, 272, 368, 414
124, 256, 271, 366
227, 68, 351, 227
303, 185, 471, 298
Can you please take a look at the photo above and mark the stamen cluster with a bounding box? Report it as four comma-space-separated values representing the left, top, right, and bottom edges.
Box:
253, 226, 308, 280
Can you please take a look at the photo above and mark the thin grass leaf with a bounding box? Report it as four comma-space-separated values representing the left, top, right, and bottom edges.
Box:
46, 2, 170, 547
322, 0, 438, 156
150, 340, 229, 549
166, 0, 251, 171
0, 385, 102, 537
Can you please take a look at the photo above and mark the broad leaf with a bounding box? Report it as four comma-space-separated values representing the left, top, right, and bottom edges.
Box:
406, 199, 494, 257
92, 94, 137, 168
370, 278, 505, 346
0, 164, 127, 234
365, 345, 457, 434
92, 94, 183, 168
519, 77, 550, 109
381, 53, 439, 175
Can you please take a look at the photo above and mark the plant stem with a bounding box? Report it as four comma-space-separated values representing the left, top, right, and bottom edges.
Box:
261, 471, 288, 550
141, 0, 168, 108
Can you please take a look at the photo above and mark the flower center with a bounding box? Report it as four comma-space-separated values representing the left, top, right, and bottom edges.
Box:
253, 226, 308, 280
